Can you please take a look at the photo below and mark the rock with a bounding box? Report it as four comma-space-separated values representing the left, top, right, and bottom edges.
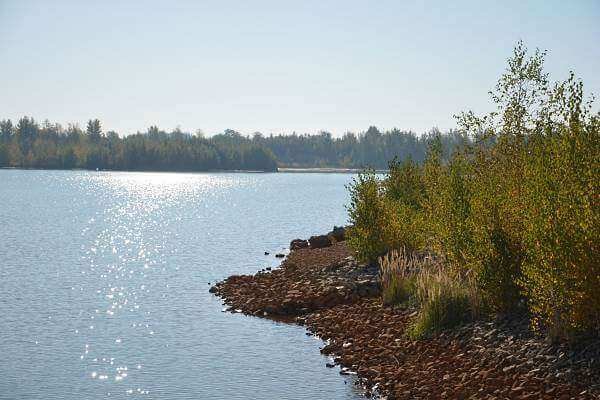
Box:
290, 239, 309, 250
356, 279, 380, 297
309, 234, 332, 249
328, 226, 346, 242
208, 286, 218, 293
208, 239, 600, 400
503, 365, 515, 373
511, 386, 525, 394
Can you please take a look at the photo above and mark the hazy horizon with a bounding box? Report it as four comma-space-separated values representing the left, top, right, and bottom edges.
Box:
1, 0, 599, 137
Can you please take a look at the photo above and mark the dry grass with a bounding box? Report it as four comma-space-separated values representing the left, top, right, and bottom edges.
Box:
379, 248, 484, 338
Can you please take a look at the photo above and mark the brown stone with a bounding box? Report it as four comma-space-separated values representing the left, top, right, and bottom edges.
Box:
209, 240, 600, 400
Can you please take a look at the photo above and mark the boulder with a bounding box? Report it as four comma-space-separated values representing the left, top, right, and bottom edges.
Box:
308, 234, 332, 249
290, 239, 309, 250
328, 226, 346, 242
356, 279, 381, 297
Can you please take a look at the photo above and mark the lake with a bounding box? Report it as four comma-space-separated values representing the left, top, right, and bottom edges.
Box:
0, 169, 364, 399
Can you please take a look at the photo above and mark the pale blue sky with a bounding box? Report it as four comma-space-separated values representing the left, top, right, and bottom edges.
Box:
1, 0, 599, 136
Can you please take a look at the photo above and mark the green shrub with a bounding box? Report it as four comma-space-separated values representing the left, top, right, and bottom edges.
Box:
408, 291, 471, 340
463, 141, 526, 312
385, 157, 424, 209
520, 74, 600, 338
379, 249, 483, 337
347, 161, 427, 264
382, 273, 416, 306
408, 266, 482, 339
348, 42, 600, 340
346, 169, 388, 263
423, 147, 474, 266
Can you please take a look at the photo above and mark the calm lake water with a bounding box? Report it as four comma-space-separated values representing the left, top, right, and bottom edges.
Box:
0, 169, 364, 400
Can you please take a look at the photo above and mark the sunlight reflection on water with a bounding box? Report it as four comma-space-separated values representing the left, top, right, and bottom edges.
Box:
0, 170, 362, 400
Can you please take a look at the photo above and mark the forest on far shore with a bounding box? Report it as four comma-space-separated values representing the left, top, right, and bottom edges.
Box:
0, 118, 467, 172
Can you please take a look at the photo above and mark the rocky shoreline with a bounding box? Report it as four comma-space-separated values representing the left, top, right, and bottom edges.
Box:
210, 232, 600, 399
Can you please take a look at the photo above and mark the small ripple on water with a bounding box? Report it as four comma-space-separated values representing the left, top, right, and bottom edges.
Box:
73, 174, 203, 396
2, 170, 361, 399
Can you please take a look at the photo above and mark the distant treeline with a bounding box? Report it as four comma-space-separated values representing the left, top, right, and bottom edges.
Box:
0, 120, 278, 172
255, 127, 468, 168
0, 117, 468, 172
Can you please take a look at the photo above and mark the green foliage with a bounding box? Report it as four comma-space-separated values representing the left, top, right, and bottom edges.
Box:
384, 158, 424, 207
378, 250, 482, 339
346, 169, 387, 263
347, 158, 429, 264
379, 249, 421, 306
0, 118, 468, 172
408, 286, 472, 340
0, 120, 279, 172
423, 147, 474, 267
461, 138, 526, 312
257, 127, 467, 169
519, 73, 600, 339
447, 41, 598, 330
0, 143, 8, 166
382, 274, 416, 306
459, 42, 599, 334
86, 119, 102, 141
348, 41, 600, 339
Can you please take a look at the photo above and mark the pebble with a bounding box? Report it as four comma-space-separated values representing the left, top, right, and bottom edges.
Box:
209, 238, 600, 399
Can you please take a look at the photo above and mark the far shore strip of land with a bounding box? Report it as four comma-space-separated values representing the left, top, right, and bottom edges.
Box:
278, 167, 387, 173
